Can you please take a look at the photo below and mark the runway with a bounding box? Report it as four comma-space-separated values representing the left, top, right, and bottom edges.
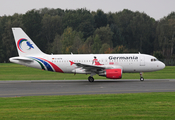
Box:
0, 79, 175, 97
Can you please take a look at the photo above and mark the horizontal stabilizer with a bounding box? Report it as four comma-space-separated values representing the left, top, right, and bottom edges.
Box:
9, 57, 33, 63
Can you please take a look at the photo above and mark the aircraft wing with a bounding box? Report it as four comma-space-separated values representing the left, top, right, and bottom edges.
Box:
69, 60, 119, 72
74, 62, 105, 71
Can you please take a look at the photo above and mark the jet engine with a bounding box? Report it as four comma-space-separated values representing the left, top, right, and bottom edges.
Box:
99, 69, 122, 79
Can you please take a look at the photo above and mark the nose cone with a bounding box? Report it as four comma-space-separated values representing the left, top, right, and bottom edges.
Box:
159, 62, 165, 70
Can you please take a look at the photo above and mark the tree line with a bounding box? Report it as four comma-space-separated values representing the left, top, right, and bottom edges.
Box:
0, 8, 175, 63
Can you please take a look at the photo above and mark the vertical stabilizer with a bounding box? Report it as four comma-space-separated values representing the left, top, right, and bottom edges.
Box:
12, 28, 45, 56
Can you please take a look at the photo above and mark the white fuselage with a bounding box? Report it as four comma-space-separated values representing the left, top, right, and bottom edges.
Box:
10, 53, 165, 74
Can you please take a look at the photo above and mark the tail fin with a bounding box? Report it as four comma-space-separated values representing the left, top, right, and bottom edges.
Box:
12, 28, 45, 56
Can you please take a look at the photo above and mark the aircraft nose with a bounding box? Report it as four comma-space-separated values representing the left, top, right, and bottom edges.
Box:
159, 62, 165, 70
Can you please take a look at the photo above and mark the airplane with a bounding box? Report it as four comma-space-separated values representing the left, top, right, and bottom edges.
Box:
9, 28, 165, 82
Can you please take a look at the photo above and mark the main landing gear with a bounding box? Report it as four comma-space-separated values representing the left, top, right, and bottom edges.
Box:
88, 76, 94, 82
140, 72, 144, 81
88, 73, 96, 82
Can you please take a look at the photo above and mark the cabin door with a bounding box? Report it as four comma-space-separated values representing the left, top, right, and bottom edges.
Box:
140, 56, 145, 66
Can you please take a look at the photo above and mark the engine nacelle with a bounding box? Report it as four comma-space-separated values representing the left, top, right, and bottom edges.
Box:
99, 69, 122, 79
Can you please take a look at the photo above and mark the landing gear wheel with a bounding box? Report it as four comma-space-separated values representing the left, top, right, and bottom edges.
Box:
88, 76, 94, 82
139, 72, 144, 81
140, 77, 144, 81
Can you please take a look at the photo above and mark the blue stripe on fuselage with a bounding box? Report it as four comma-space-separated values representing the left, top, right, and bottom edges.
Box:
30, 57, 53, 71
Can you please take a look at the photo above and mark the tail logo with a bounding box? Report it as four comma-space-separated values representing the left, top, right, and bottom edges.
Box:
17, 38, 34, 53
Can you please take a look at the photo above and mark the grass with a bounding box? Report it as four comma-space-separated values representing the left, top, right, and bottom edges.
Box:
0, 63, 175, 119
0, 63, 175, 80
0, 93, 175, 120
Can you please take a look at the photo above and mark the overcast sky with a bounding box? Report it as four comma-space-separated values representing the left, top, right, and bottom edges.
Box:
0, 0, 175, 20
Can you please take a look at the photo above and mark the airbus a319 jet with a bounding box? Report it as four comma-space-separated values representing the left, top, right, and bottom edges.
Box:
10, 28, 165, 82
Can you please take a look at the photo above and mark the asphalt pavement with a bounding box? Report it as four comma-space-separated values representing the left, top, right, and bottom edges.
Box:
0, 79, 175, 97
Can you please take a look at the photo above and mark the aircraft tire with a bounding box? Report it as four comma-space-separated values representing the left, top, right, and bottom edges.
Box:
140, 77, 144, 81
88, 76, 94, 82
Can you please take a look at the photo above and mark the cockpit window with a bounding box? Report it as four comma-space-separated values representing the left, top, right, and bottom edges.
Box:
151, 58, 158, 62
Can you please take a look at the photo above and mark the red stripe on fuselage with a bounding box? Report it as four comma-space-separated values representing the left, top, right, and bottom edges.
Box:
38, 57, 64, 73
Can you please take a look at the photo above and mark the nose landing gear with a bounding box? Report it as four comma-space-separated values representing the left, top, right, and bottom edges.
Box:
140, 72, 144, 81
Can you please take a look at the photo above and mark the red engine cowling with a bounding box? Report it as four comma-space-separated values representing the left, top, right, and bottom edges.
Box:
105, 69, 122, 79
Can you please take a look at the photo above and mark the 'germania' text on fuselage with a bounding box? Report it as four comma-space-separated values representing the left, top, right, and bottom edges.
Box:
108, 56, 138, 60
